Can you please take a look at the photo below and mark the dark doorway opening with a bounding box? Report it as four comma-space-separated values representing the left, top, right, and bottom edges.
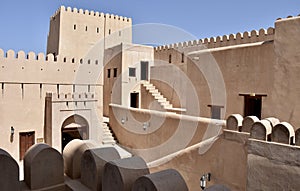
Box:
130, 92, 139, 108
242, 95, 263, 119
141, 61, 149, 81
61, 115, 89, 151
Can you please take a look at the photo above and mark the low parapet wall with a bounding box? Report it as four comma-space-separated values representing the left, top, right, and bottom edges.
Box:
109, 104, 225, 162
0, 141, 187, 191
226, 113, 300, 190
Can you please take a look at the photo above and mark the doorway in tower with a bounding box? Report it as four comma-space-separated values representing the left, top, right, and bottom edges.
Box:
240, 94, 267, 119
61, 114, 89, 151
141, 61, 149, 81
130, 92, 139, 108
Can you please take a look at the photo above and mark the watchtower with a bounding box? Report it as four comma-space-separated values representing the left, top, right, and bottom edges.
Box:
47, 6, 132, 58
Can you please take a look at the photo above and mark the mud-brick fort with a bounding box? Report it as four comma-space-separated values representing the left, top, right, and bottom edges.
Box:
1, 5, 300, 191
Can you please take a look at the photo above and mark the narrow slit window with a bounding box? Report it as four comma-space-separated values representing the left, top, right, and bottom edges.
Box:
74, 24, 76, 30
107, 69, 111, 78
181, 53, 184, 63
97, 27, 99, 33
169, 54, 172, 63
85, 26, 88, 31
108, 29, 111, 35
113, 68, 117, 77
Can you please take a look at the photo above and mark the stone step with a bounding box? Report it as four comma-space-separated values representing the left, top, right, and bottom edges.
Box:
104, 131, 113, 136
142, 81, 174, 110
102, 122, 117, 145
152, 92, 162, 97
157, 98, 167, 103
103, 136, 115, 141
102, 140, 116, 145
149, 90, 159, 94
146, 87, 156, 91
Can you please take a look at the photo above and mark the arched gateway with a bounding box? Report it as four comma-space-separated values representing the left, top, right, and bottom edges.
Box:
61, 115, 89, 151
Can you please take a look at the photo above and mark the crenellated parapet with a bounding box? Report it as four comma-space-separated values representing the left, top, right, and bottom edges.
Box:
155, 27, 275, 51
0, 48, 102, 65
0, 48, 104, 85
226, 114, 300, 146
52, 5, 131, 23
275, 14, 300, 22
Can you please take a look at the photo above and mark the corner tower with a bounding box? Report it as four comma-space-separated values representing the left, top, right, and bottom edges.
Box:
47, 6, 132, 58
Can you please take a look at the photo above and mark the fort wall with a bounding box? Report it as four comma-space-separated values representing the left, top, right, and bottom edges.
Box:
154, 27, 275, 52
153, 15, 300, 125
0, 48, 103, 162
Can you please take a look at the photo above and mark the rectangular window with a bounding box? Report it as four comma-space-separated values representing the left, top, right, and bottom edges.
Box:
20, 131, 35, 160
113, 68, 117, 77
141, 61, 149, 80
129, 68, 136, 77
208, 105, 224, 119
107, 69, 111, 78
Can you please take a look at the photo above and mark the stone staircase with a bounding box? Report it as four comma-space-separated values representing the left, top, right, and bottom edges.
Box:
141, 81, 173, 110
102, 122, 117, 145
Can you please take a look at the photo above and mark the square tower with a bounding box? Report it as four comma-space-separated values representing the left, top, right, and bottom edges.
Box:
47, 6, 132, 58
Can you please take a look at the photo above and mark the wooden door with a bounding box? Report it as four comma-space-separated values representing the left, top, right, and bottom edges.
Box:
20, 132, 35, 160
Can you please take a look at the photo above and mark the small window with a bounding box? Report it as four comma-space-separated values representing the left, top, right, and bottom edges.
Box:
87, 60, 91, 64
181, 53, 184, 63
74, 24, 76, 30
95, 60, 98, 65
113, 68, 117, 77
107, 69, 111, 78
97, 27, 99, 33
208, 105, 224, 120
108, 29, 111, 35
119, 31, 122, 36
169, 54, 172, 63
85, 26, 88, 31
129, 68, 136, 77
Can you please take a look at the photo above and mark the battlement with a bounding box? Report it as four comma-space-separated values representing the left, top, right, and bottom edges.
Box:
50, 92, 96, 101
155, 27, 275, 51
0, 48, 102, 66
52, 5, 132, 23
276, 14, 300, 22
226, 114, 300, 146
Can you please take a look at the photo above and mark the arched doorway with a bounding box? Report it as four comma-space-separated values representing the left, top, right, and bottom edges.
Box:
61, 115, 89, 151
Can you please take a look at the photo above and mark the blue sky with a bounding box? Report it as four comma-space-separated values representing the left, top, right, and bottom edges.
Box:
0, 0, 299, 53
